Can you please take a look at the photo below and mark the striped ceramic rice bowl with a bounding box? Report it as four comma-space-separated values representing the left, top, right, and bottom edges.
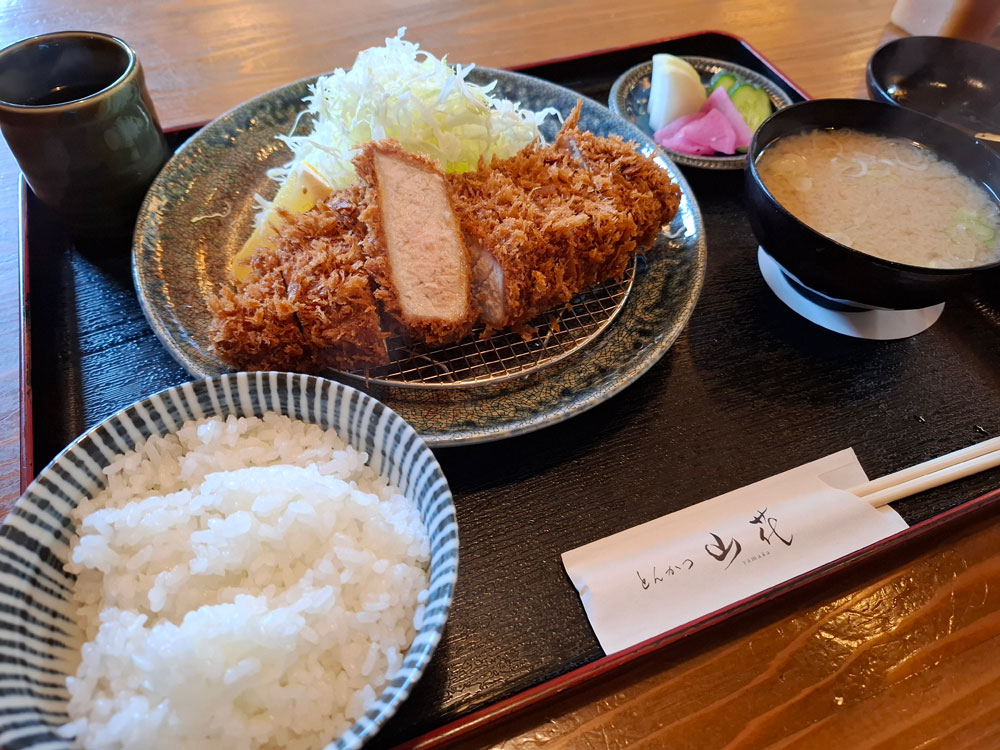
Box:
0, 371, 458, 750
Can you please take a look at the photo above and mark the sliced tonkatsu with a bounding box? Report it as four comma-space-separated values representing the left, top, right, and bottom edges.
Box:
355, 141, 476, 346
209, 107, 682, 373
448, 103, 681, 333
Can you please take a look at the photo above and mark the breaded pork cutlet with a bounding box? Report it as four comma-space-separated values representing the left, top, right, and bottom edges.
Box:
209, 242, 308, 371
209, 189, 388, 372
449, 103, 681, 332
210, 107, 680, 374
355, 141, 476, 346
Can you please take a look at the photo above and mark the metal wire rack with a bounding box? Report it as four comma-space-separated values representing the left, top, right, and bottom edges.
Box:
339, 259, 638, 389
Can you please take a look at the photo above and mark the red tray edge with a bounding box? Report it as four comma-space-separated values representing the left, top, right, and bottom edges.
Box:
18, 178, 33, 495
736, 33, 812, 100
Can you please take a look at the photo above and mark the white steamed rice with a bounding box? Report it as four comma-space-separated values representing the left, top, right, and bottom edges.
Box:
58, 412, 430, 750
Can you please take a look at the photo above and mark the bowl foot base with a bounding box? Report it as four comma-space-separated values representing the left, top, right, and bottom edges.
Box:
757, 247, 944, 340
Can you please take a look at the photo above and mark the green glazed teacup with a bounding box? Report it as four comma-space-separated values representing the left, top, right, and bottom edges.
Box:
0, 31, 170, 240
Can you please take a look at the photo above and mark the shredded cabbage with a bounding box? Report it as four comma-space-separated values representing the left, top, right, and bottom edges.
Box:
264, 28, 557, 201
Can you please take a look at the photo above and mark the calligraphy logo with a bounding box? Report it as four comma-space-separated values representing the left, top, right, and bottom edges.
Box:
750, 508, 793, 546
705, 533, 741, 569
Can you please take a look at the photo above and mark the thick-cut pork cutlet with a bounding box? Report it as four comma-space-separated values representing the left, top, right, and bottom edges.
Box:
209, 190, 387, 372
355, 141, 476, 345
449, 103, 680, 331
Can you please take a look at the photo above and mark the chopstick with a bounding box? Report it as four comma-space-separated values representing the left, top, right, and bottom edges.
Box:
850, 435, 1000, 508
975, 132, 1000, 143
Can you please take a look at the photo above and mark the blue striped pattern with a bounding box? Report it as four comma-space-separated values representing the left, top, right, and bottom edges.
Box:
0, 372, 458, 750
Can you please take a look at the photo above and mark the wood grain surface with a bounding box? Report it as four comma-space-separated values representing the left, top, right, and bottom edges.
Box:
2, 1, 1000, 748
440, 502, 1000, 749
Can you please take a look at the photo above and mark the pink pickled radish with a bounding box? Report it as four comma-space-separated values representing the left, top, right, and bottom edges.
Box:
681, 108, 737, 154
653, 112, 702, 143
657, 129, 717, 155
653, 86, 752, 155
704, 86, 753, 148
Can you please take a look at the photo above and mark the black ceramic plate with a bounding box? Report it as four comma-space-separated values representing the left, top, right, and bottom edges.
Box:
132, 67, 707, 447
867, 35, 1000, 136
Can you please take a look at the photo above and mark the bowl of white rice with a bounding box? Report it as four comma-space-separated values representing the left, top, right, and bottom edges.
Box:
0, 371, 458, 750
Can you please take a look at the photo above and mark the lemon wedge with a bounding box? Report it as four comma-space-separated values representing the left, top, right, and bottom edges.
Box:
647, 54, 707, 132
231, 162, 333, 281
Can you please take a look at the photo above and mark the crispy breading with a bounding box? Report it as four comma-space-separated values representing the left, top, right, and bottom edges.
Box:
209, 189, 388, 372
208, 245, 310, 371
449, 102, 681, 331
355, 141, 477, 345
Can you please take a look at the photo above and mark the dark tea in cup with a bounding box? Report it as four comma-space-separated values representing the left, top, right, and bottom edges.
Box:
0, 31, 170, 240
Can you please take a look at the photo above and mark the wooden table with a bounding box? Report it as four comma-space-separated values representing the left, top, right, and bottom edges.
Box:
2, 2, 1000, 748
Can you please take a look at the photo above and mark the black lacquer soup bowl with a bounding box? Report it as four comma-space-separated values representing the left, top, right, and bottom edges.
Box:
745, 98, 1000, 309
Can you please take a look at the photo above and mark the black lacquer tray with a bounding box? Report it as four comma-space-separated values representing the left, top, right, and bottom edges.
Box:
17, 31, 1000, 749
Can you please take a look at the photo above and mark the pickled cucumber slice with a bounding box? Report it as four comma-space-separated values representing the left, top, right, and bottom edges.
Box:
729, 83, 773, 131
708, 71, 740, 93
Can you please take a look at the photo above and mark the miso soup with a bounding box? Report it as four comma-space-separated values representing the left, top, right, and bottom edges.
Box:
756, 128, 1000, 268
